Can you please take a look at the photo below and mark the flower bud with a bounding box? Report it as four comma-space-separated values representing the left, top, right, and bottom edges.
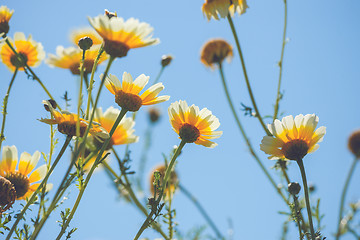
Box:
44, 99, 57, 112
288, 182, 301, 195
348, 129, 360, 158
78, 37, 93, 51
161, 55, 173, 67
148, 107, 161, 123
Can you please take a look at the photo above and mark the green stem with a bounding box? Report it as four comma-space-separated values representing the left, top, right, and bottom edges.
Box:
336, 157, 358, 240
152, 66, 164, 85
179, 184, 224, 240
133, 141, 186, 240
297, 159, 315, 240
293, 195, 303, 240
54, 109, 127, 240
6, 136, 71, 240
227, 15, 271, 136
218, 64, 287, 203
0, 67, 18, 151
273, 0, 288, 121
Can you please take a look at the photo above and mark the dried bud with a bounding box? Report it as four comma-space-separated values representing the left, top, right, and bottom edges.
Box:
149, 164, 178, 199
161, 55, 173, 67
288, 182, 301, 195
348, 129, 360, 158
148, 107, 161, 123
105, 9, 117, 19
0, 176, 16, 212
78, 37, 93, 51
44, 99, 57, 112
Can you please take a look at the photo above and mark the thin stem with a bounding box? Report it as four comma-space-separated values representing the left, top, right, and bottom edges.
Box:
293, 195, 303, 240
218, 64, 287, 203
336, 157, 358, 240
273, 0, 288, 121
152, 66, 164, 85
226, 15, 271, 136
179, 184, 224, 240
54, 109, 127, 240
297, 159, 315, 240
133, 141, 186, 240
6, 136, 71, 240
0, 67, 18, 151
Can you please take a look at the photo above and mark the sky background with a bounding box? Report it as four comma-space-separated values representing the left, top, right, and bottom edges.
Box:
1, 0, 360, 239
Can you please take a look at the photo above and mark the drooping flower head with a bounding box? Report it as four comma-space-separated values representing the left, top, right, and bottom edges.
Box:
168, 100, 222, 148
0, 32, 45, 72
103, 72, 170, 112
200, 39, 233, 69
202, 0, 248, 21
88, 13, 159, 58
0, 146, 47, 200
39, 100, 109, 138
260, 114, 326, 161
46, 45, 108, 75
69, 27, 103, 46
348, 129, 360, 158
94, 106, 139, 148
0, 6, 14, 35
149, 164, 178, 199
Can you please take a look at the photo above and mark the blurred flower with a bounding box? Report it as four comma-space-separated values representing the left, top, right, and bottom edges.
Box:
0, 6, 14, 35
0, 176, 15, 212
88, 15, 159, 58
39, 100, 109, 138
348, 129, 360, 158
260, 114, 326, 160
161, 55, 173, 68
0, 32, 45, 72
200, 39, 233, 69
149, 164, 178, 199
168, 100, 222, 148
148, 107, 161, 123
77, 148, 109, 172
94, 106, 139, 148
0, 146, 48, 200
103, 72, 170, 112
46, 45, 108, 75
69, 27, 103, 46
202, 0, 248, 21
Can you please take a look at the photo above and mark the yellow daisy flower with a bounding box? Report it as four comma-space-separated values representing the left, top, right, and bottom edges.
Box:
94, 106, 139, 147
39, 100, 109, 138
0, 146, 47, 200
0, 6, 14, 35
200, 39, 233, 69
46, 45, 108, 75
149, 164, 178, 199
69, 27, 103, 46
202, 0, 248, 21
260, 114, 326, 160
0, 32, 45, 72
103, 72, 170, 112
168, 100, 222, 148
88, 14, 159, 58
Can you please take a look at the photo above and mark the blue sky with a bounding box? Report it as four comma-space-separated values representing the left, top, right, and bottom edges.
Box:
1, 0, 360, 239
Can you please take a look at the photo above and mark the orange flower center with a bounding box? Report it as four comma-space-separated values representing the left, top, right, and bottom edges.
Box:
179, 123, 200, 143
5, 172, 29, 199
115, 90, 142, 112
10, 52, 28, 68
69, 59, 96, 75
0, 176, 16, 209
104, 39, 130, 58
58, 121, 87, 137
281, 139, 309, 160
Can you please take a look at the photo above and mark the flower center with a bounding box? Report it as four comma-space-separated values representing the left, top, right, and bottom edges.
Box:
70, 60, 95, 75
0, 176, 16, 210
58, 121, 87, 137
179, 123, 200, 143
104, 39, 130, 58
10, 52, 28, 68
0, 21, 10, 35
115, 90, 142, 112
281, 139, 309, 160
5, 172, 30, 199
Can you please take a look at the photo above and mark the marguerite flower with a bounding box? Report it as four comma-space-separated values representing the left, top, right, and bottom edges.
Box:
88, 14, 159, 58
202, 0, 248, 21
0, 6, 14, 35
94, 106, 139, 148
149, 164, 178, 199
46, 45, 108, 75
200, 39, 233, 69
260, 114, 326, 160
0, 146, 47, 200
168, 100, 222, 148
39, 100, 109, 138
103, 72, 170, 112
69, 27, 103, 46
0, 32, 45, 72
